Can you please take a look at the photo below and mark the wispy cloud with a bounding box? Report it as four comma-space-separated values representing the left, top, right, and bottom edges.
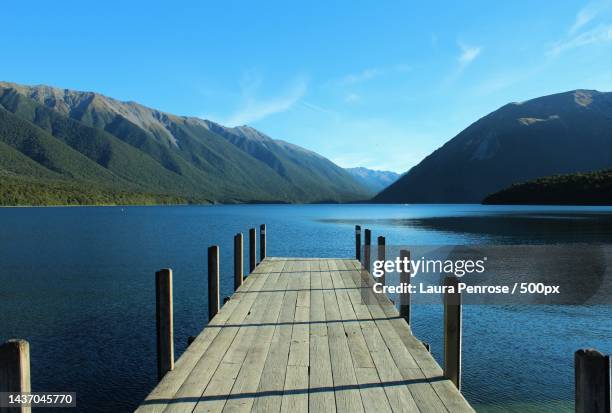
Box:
549, 1, 612, 56
332, 64, 411, 86
301, 101, 336, 117
549, 24, 612, 56
569, 0, 611, 34
458, 42, 482, 66
441, 42, 483, 87
222, 75, 308, 126
337, 68, 384, 86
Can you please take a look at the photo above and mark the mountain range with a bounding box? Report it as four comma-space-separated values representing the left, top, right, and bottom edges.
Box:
374, 89, 612, 203
344, 167, 400, 193
0, 82, 372, 205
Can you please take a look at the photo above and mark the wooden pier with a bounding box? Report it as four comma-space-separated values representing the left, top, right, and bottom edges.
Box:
136, 256, 475, 412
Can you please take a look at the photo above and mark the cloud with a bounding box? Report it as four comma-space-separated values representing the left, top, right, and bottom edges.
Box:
345, 93, 360, 103
222, 75, 308, 126
549, 24, 612, 56
441, 42, 483, 87
569, 0, 611, 34
301, 101, 337, 117
332, 64, 411, 86
458, 42, 482, 66
337, 68, 384, 86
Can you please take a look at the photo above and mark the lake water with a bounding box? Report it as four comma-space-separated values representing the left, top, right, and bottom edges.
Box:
1, 204, 611, 412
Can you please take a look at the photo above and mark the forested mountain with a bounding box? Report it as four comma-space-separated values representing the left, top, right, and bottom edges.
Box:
0, 82, 371, 205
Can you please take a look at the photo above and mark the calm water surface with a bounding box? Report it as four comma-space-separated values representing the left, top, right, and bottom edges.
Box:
0, 204, 610, 412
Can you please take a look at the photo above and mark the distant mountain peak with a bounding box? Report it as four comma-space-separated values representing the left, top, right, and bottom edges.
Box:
345, 167, 400, 193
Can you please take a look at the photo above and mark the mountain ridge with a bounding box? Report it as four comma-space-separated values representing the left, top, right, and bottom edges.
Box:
0, 81, 372, 205
373, 89, 612, 203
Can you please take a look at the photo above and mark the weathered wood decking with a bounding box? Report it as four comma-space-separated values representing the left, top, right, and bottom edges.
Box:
136, 258, 474, 413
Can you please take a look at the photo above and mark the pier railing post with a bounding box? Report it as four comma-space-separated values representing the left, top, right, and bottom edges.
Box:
399, 249, 411, 325
377, 236, 386, 285
155, 269, 174, 381
364, 229, 371, 273
260, 224, 266, 262
443, 276, 462, 389
355, 225, 361, 260
249, 228, 256, 273
234, 233, 243, 290
208, 246, 220, 320
575, 348, 611, 413
0, 339, 31, 413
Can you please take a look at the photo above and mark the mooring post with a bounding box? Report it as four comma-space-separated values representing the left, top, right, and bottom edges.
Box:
364, 229, 371, 273
443, 276, 462, 389
249, 228, 256, 273
575, 348, 611, 413
399, 249, 411, 325
208, 246, 220, 321
0, 339, 31, 413
377, 236, 386, 285
155, 269, 174, 381
234, 233, 243, 290
355, 225, 361, 261
260, 224, 266, 262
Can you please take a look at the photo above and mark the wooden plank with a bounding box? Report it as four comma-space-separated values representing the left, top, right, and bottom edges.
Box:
308, 265, 336, 413
340, 259, 449, 412
330, 260, 393, 413
221, 261, 291, 413
163, 265, 281, 413
280, 365, 309, 413
136, 261, 275, 413
281, 267, 311, 413
192, 262, 290, 413
322, 260, 365, 413
332, 260, 419, 413
343, 259, 474, 413
287, 273, 310, 367
251, 262, 299, 413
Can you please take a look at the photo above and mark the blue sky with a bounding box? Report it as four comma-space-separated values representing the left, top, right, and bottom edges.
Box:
3, 1, 612, 172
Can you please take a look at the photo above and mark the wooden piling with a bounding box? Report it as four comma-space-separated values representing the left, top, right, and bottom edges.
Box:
443, 276, 462, 389
0, 339, 31, 413
234, 233, 243, 290
364, 229, 371, 273
575, 348, 611, 413
377, 236, 386, 285
260, 224, 266, 262
355, 225, 361, 260
208, 246, 220, 321
155, 269, 174, 381
249, 228, 256, 273
399, 249, 411, 325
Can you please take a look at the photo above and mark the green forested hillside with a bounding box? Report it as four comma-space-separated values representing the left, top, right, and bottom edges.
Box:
482, 169, 612, 205
0, 82, 372, 205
